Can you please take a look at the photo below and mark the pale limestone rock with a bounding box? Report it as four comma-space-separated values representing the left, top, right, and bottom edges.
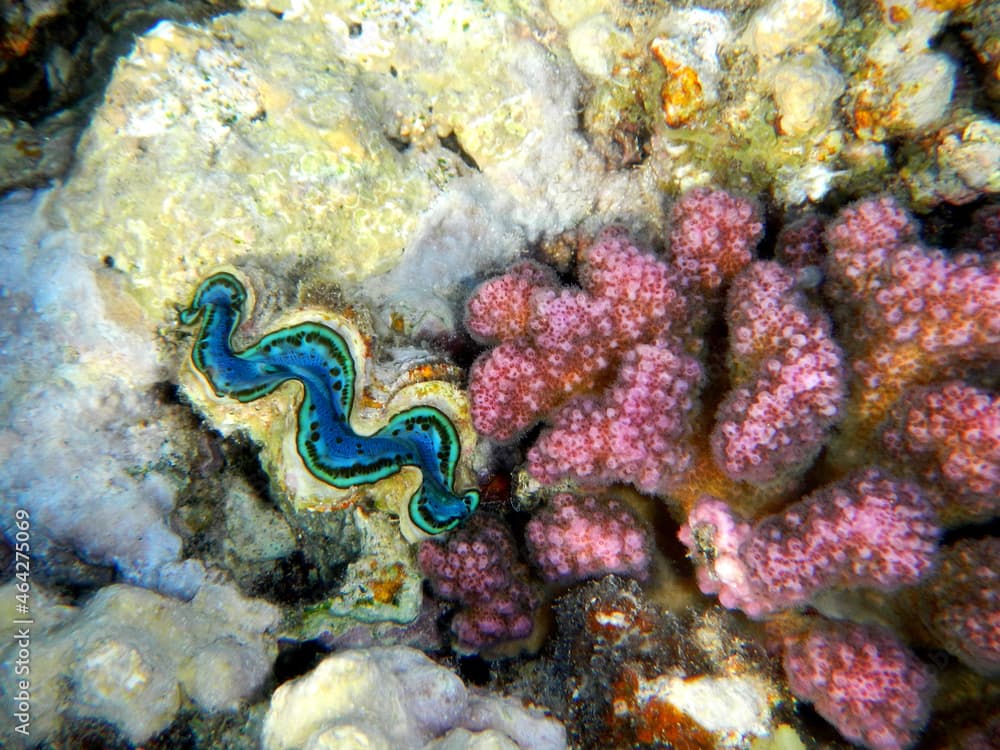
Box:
545, 0, 614, 28
744, 0, 841, 60
566, 14, 632, 79
620, 669, 781, 748
0, 582, 279, 746
262, 646, 565, 750
770, 53, 845, 136
426, 729, 521, 750
938, 119, 1000, 194
55, 1, 606, 336
884, 52, 956, 133
74, 637, 181, 741
850, 5, 956, 140
0, 193, 202, 597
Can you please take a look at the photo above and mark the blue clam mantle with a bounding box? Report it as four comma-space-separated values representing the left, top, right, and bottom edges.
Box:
181, 272, 479, 534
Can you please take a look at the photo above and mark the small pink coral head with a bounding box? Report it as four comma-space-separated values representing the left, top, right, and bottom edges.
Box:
825, 196, 916, 278
418, 514, 540, 653
775, 214, 826, 270
678, 496, 760, 613
578, 226, 687, 343
743, 469, 940, 608
465, 261, 558, 342
468, 341, 557, 441
525, 493, 652, 585
464, 223, 712, 453
668, 188, 763, 294
824, 198, 1000, 430
526, 342, 701, 493
782, 618, 935, 750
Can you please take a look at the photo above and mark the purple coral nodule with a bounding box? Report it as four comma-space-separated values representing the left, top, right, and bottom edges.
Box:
417, 514, 538, 653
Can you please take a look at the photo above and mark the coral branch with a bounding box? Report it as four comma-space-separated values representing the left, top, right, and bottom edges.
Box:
825, 196, 1000, 429
525, 493, 652, 585
879, 380, 999, 524
711, 261, 845, 485
679, 469, 940, 618
781, 618, 935, 750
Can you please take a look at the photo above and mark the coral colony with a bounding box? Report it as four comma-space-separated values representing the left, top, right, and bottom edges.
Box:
457, 189, 999, 749
183, 188, 997, 748
467, 189, 763, 493
173, 188, 1000, 749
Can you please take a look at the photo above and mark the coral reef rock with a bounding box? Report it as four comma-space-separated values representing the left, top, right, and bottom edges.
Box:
0, 189, 204, 597
0, 582, 279, 746
261, 645, 565, 750
535, 576, 793, 748
52, 0, 624, 335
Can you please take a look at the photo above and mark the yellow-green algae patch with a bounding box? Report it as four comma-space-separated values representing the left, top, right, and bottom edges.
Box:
52, 0, 609, 328
55, 14, 440, 319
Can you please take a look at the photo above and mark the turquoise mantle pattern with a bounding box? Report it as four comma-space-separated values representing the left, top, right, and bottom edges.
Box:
181, 272, 479, 534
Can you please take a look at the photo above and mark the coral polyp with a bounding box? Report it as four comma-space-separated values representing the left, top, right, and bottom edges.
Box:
182, 272, 479, 535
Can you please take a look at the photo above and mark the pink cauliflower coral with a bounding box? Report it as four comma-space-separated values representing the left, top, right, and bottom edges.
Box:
525, 493, 652, 585
711, 261, 845, 486
466, 262, 612, 442
466, 225, 694, 442
824, 196, 1000, 429
418, 514, 538, 653
824, 196, 918, 302
920, 536, 1000, 677
880, 380, 999, 525
466, 189, 762, 492
667, 186, 764, 294
465, 261, 558, 342
526, 343, 702, 493
577, 226, 690, 344
678, 468, 940, 618
781, 618, 936, 750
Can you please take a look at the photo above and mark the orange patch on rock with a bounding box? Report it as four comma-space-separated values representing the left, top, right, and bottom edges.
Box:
608, 666, 717, 749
